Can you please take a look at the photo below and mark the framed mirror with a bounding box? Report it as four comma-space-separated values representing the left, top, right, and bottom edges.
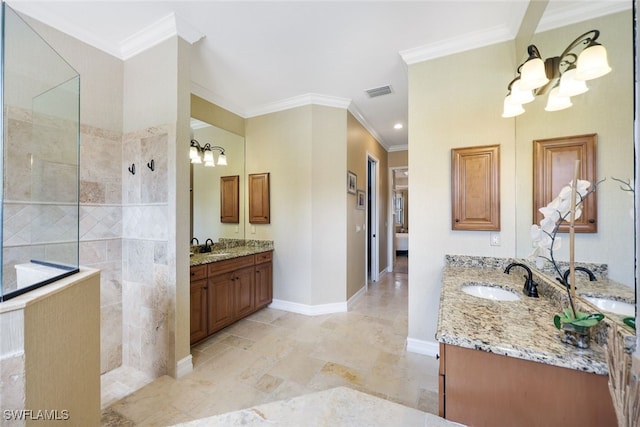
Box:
514, 4, 635, 329
190, 118, 245, 243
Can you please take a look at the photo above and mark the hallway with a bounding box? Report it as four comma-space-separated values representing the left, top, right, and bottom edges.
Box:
102, 261, 438, 425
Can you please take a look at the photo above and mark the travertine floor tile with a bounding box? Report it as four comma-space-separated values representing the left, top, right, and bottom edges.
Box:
102, 254, 440, 426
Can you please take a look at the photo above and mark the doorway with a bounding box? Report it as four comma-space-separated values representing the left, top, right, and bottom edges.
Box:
367, 154, 379, 283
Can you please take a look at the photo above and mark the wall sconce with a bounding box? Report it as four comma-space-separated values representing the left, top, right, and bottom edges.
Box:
502, 30, 611, 118
190, 139, 227, 167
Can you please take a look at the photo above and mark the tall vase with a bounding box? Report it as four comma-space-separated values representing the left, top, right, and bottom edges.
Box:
560, 323, 591, 349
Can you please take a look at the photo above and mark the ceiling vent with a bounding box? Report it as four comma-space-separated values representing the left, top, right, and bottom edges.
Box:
365, 85, 393, 98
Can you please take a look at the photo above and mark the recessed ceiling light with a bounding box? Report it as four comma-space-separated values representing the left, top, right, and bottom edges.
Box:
394, 123, 403, 130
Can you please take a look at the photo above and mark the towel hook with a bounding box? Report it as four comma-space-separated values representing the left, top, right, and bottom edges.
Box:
147, 159, 155, 171
128, 164, 136, 175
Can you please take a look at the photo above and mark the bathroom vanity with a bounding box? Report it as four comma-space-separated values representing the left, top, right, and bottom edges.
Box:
190, 241, 273, 344
436, 256, 624, 427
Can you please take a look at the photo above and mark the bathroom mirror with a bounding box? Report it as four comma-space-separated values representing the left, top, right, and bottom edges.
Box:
190, 118, 245, 243
514, 5, 635, 328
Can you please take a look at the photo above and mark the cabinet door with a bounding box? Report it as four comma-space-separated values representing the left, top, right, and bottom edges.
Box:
533, 134, 597, 233
451, 145, 500, 231
249, 172, 270, 224
255, 261, 273, 308
208, 273, 235, 333
234, 266, 255, 318
190, 279, 208, 344
220, 175, 240, 223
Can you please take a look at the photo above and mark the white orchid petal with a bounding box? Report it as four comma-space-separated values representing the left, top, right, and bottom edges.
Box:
540, 217, 556, 233
535, 256, 546, 269
574, 208, 582, 220
559, 186, 572, 200
576, 180, 591, 196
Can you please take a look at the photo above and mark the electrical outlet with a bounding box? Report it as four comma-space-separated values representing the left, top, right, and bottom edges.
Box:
490, 232, 501, 246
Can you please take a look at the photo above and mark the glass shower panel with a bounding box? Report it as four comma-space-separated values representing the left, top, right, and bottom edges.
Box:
1, 4, 80, 301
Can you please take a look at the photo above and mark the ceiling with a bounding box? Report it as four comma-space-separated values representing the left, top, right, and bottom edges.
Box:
8, 1, 628, 151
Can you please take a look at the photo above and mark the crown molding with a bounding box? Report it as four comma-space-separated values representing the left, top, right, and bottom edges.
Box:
400, 24, 513, 65
388, 144, 408, 152
120, 12, 204, 60
536, 1, 631, 33
190, 82, 249, 118
245, 93, 351, 118
347, 103, 387, 150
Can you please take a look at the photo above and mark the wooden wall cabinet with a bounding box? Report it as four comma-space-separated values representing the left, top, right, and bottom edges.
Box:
249, 172, 270, 224
451, 145, 500, 231
190, 251, 273, 345
220, 175, 240, 223
438, 343, 616, 427
533, 134, 597, 233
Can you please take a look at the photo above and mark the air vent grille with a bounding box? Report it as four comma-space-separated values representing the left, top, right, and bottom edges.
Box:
365, 85, 393, 98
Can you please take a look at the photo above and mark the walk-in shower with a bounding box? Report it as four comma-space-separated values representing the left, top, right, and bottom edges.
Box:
1, 3, 80, 301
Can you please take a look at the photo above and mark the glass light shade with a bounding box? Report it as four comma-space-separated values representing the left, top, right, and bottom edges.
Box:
519, 58, 549, 90
204, 161, 215, 167
502, 98, 525, 118
191, 154, 202, 164
217, 153, 228, 166
509, 80, 535, 104
203, 149, 214, 163
189, 146, 199, 159
545, 87, 573, 111
559, 67, 589, 96
575, 44, 611, 80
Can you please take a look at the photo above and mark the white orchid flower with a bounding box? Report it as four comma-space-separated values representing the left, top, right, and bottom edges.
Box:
540, 216, 556, 233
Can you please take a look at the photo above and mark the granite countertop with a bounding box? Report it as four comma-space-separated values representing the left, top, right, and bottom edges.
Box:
436, 262, 609, 375
190, 239, 274, 267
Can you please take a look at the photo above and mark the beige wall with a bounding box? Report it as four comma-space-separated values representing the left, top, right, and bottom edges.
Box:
191, 94, 245, 137
346, 112, 389, 299
388, 150, 408, 168
245, 105, 348, 306
407, 40, 517, 349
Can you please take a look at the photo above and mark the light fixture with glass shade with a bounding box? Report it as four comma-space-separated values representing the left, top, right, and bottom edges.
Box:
190, 139, 227, 167
502, 29, 611, 118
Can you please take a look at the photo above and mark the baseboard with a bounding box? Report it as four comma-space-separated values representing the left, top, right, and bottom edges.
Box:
406, 337, 439, 357
269, 299, 348, 316
176, 354, 193, 378
347, 286, 366, 309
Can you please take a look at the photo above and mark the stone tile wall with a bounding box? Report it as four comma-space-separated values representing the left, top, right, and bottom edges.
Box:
121, 125, 173, 379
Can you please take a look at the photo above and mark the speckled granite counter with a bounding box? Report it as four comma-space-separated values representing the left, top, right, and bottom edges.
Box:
436, 256, 610, 375
190, 239, 274, 266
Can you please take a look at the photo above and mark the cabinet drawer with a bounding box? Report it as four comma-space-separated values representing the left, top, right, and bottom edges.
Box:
190, 265, 207, 282
255, 251, 273, 264
207, 255, 254, 276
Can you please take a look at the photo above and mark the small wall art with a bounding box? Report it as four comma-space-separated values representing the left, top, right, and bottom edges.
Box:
356, 190, 365, 210
347, 171, 357, 194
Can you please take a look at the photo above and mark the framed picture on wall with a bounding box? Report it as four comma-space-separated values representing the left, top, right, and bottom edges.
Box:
347, 171, 357, 194
356, 190, 365, 210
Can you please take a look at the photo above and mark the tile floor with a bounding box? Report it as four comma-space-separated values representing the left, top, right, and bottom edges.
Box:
101, 254, 440, 426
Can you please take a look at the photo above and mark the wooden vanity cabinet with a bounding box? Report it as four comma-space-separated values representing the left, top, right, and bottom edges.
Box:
190, 251, 273, 345
189, 265, 208, 344
255, 251, 273, 308
438, 343, 616, 427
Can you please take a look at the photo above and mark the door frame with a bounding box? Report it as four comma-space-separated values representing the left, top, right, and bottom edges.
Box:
366, 152, 380, 284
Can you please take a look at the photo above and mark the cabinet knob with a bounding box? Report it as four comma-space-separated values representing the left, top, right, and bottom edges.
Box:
455, 219, 460, 223
203, 286, 208, 290
588, 218, 595, 223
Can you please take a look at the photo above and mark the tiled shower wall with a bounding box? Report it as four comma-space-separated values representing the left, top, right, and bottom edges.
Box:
121, 125, 173, 379
3, 106, 124, 374
4, 108, 177, 379
79, 124, 123, 373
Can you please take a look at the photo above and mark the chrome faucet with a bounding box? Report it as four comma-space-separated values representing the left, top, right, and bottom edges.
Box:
504, 262, 539, 298
561, 267, 597, 288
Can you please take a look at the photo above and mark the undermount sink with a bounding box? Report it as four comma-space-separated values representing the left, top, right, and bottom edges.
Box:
462, 284, 521, 302
583, 296, 635, 317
